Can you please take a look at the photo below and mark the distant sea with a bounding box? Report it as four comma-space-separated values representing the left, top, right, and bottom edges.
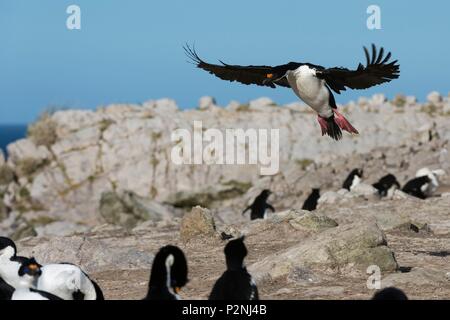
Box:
0, 125, 27, 154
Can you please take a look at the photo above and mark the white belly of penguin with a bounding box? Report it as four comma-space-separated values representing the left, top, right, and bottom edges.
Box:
287, 66, 333, 118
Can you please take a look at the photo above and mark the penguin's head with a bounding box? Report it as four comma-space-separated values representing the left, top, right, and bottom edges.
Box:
352, 168, 363, 178
312, 188, 320, 194
260, 189, 272, 199
0, 237, 17, 259
17, 257, 42, 288
18, 257, 42, 278
149, 245, 188, 294
224, 236, 248, 269
372, 287, 408, 300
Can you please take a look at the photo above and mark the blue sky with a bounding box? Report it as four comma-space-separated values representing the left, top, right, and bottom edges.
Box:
0, 0, 449, 124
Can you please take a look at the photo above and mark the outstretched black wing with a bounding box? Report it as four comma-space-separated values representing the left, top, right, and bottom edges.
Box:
184, 44, 297, 88
316, 44, 400, 94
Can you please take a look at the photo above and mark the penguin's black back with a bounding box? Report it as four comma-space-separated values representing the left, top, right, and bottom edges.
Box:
402, 176, 431, 199
302, 188, 320, 211
372, 287, 408, 300
209, 269, 258, 300
373, 174, 400, 197
249, 190, 271, 220
342, 169, 363, 190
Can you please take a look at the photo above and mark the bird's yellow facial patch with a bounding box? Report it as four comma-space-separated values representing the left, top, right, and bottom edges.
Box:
28, 264, 39, 271
266, 73, 274, 79
175, 287, 181, 294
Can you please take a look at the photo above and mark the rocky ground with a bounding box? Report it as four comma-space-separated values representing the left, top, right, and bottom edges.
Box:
1, 92, 450, 299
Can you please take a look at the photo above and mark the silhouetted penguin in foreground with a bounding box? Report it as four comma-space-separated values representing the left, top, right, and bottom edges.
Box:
402, 176, 432, 199
372, 174, 401, 197
372, 287, 408, 300
242, 189, 275, 220
342, 169, 363, 190
209, 237, 258, 300
302, 188, 321, 211
144, 245, 188, 300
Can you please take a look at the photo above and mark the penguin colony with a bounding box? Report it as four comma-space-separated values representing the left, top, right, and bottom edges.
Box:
1, 166, 443, 300
1, 235, 408, 300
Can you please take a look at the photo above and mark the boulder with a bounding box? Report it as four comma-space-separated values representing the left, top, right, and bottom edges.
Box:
427, 91, 442, 105
180, 206, 216, 242
249, 221, 398, 281
198, 96, 217, 111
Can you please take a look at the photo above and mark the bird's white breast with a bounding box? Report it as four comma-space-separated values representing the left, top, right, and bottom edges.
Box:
286, 65, 333, 118
38, 264, 96, 300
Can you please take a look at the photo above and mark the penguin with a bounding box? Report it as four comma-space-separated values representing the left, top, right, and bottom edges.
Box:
209, 236, 258, 300
372, 174, 401, 197
301, 188, 321, 211
342, 169, 363, 190
0, 236, 29, 298
242, 189, 275, 220
402, 176, 432, 199
371, 287, 408, 300
144, 245, 188, 300
415, 168, 446, 197
0, 237, 103, 300
11, 257, 63, 300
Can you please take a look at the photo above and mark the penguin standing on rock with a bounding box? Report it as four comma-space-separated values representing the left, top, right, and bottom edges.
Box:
372, 174, 401, 197
342, 169, 363, 190
242, 190, 275, 220
302, 188, 321, 211
11, 258, 62, 300
144, 245, 188, 300
209, 236, 258, 300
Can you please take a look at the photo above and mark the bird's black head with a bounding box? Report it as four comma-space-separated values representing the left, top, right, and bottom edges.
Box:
18, 257, 42, 278
372, 287, 408, 300
148, 245, 188, 295
352, 168, 363, 178
380, 174, 401, 188
260, 189, 272, 199
224, 236, 248, 270
312, 188, 320, 194
0, 237, 17, 257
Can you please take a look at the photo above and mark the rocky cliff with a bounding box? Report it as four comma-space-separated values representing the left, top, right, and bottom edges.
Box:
1, 92, 450, 299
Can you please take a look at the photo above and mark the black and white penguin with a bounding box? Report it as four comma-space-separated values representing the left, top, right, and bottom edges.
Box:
0, 236, 29, 299
402, 176, 432, 199
342, 169, 363, 190
185, 44, 399, 140
371, 287, 408, 300
11, 257, 62, 300
209, 236, 258, 300
415, 168, 446, 197
242, 189, 275, 220
144, 245, 188, 300
302, 188, 321, 211
372, 174, 401, 197
0, 237, 103, 300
